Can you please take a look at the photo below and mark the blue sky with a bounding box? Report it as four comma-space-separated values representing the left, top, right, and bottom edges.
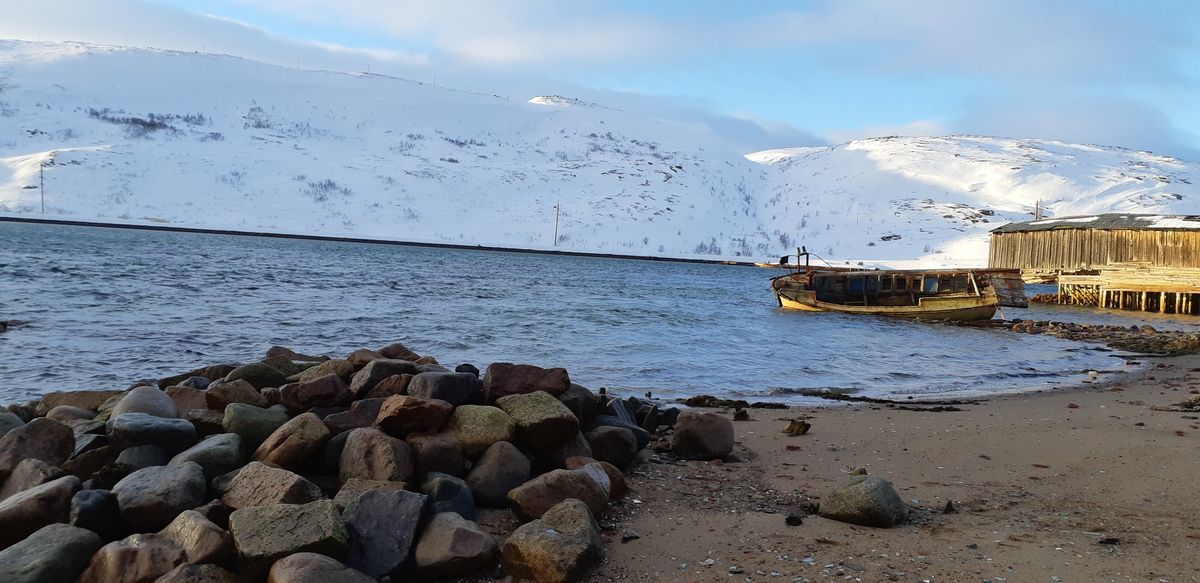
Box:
4, 0, 1199, 157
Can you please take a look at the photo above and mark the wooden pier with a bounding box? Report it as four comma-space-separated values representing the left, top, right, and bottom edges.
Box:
1052, 265, 1200, 315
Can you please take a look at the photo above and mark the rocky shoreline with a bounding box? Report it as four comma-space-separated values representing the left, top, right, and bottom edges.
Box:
0, 342, 749, 583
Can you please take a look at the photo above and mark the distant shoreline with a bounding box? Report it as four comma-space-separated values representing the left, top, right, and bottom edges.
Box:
0, 216, 758, 266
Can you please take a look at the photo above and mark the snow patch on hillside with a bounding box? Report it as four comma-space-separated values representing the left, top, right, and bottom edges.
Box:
1, 40, 1198, 266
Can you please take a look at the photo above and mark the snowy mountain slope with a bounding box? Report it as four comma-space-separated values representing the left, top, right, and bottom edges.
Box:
2, 40, 1198, 266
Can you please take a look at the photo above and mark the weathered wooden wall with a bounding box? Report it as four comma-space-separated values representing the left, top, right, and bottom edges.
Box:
988, 229, 1200, 270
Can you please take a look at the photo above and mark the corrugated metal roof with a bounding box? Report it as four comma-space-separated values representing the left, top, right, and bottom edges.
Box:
991, 213, 1200, 233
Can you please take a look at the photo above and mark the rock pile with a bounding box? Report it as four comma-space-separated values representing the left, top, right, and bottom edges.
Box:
979, 319, 1200, 354
0, 343, 682, 583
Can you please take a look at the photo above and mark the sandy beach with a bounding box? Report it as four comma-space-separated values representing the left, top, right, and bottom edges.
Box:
592, 354, 1200, 582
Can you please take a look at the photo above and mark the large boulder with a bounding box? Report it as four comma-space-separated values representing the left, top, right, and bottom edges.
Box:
373, 395, 453, 437
341, 489, 427, 576
0, 417, 75, 483
164, 387, 208, 415
186, 409, 226, 437
406, 372, 484, 406
496, 391, 580, 449
565, 457, 627, 500
670, 410, 733, 460
446, 405, 515, 459
169, 433, 245, 480
363, 374, 412, 399
221, 404, 289, 452
406, 432, 465, 477
266, 552, 374, 583
109, 387, 177, 420
112, 462, 207, 532
295, 359, 356, 384
251, 412, 330, 470
483, 363, 570, 402
224, 362, 289, 390
378, 342, 422, 361
323, 398, 387, 435
414, 512, 499, 578
79, 533, 185, 583
158, 365, 237, 390
535, 431, 593, 469
0, 458, 63, 501
557, 384, 599, 421
501, 498, 600, 583
585, 426, 638, 468
347, 359, 419, 398
817, 476, 909, 528
421, 472, 474, 520
0, 475, 81, 548
0, 523, 103, 583
279, 374, 349, 411
108, 413, 198, 456
160, 509, 234, 565
467, 440, 531, 508
157, 563, 245, 583
506, 468, 608, 521
338, 428, 414, 485
228, 500, 349, 576
221, 462, 324, 509
332, 478, 409, 510
36, 390, 126, 416
205, 380, 268, 410
46, 405, 96, 422
0, 410, 23, 437
70, 488, 124, 541
583, 415, 650, 450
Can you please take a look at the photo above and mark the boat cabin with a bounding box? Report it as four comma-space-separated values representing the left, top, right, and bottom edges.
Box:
805, 271, 978, 307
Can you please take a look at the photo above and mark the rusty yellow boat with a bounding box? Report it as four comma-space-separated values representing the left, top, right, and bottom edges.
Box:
769, 251, 1025, 322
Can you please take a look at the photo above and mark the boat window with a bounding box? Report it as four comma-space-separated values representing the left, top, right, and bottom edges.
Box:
847, 276, 865, 294
865, 276, 879, 294
896, 277, 908, 291
880, 276, 893, 292
922, 277, 939, 293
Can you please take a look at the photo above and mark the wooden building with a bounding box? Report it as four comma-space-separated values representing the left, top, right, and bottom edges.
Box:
988, 214, 1200, 271
988, 214, 1200, 315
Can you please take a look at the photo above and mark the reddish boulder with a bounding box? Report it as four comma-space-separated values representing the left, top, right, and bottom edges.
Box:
374, 396, 453, 437
482, 363, 570, 402
279, 374, 349, 411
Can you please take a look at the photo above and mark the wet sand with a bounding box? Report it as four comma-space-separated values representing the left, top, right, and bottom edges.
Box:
593, 353, 1200, 582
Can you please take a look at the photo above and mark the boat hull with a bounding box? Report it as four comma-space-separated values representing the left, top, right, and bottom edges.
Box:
775, 292, 998, 321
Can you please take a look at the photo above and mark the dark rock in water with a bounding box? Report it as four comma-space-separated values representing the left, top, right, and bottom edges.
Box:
0, 475, 81, 548
169, 433, 245, 480
70, 489, 124, 541
113, 444, 170, 474
267, 345, 328, 362
379, 342, 422, 361
483, 363, 571, 402
506, 468, 608, 521
158, 364, 236, 390
817, 476, 909, 528
342, 489, 428, 577
583, 415, 650, 450
229, 500, 348, 577
251, 412, 330, 470
348, 359, 420, 398
421, 472, 474, 520
374, 395, 454, 437
108, 413, 197, 456
467, 441, 532, 508
157, 563, 245, 583
110, 386, 178, 420
177, 376, 212, 390
339, 428, 414, 485
79, 532, 186, 583
407, 432, 465, 478
279, 374, 350, 412
267, 552, 373, 583
224, 362, 290, 390
112, 462, 207, 532
0, 523, 103, 583
501, 498, 600, 583
447, 405, 515, 459
206, 379, 269, 410
0, 458, 63, 501
0, 417, 75, 483
585, 426, 638, 468
221, 404, 289, 452
455, 363, 480, 376
221, 461, 324, 509
323, 397, 386, 435
415, 512, 499, 578
557, 384, 598, 422
497, 391, 580, 450
670, 411, 733, 461
407, 372, 485, 406
416, 363, 451, 373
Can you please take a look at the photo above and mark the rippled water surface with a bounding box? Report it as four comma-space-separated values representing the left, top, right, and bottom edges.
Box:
0, 222, 1158, 403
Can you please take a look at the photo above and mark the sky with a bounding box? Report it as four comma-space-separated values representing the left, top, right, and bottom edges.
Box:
2, 0, 1198, 158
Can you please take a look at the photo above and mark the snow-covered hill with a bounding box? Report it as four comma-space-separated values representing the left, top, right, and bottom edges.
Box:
2, 40, 1198, 266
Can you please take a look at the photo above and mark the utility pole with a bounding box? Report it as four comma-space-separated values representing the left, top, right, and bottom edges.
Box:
553, 201, 560, 246
39, 163, 45, 213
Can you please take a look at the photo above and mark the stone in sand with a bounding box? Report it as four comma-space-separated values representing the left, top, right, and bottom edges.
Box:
817, 475, 909, 528
670, 410, 733, 460
501, 498, 600, 583
415, 512, 499, 578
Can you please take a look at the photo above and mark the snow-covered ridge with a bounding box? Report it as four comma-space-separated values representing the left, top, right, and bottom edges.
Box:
2, 40, 1198, 266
